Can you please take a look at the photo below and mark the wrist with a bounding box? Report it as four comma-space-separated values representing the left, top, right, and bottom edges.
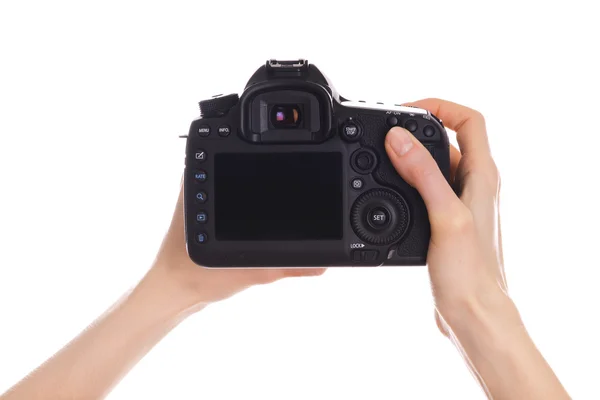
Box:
436, 286, 570, 398
437, 287, 531, 379
438, 284, 523, 346
131, 264, 207, 325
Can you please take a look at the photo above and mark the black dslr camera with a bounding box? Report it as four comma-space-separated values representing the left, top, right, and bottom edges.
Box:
183, 60, 450, 267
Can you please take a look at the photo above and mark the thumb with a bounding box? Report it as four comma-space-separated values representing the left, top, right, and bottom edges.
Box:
384, 127, 467, 231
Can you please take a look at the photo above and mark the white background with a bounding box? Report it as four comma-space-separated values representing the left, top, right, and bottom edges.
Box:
1, 1, 599, 399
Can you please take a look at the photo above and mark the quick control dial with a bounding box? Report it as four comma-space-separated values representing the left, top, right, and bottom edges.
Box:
351, 189, 410, 246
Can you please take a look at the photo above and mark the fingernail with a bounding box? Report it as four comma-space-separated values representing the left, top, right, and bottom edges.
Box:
308, 268, 325, 276
388, 127, 414, 156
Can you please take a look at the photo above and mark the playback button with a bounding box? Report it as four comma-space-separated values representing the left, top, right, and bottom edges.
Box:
196, 211, 207, 223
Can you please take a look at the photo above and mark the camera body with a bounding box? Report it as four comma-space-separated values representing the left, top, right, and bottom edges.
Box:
184, 60, 450, 267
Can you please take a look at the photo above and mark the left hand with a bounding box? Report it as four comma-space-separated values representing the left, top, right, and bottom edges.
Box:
150, 184, 326, 311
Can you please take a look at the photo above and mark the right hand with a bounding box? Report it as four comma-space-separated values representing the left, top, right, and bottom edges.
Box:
384, 99, 511, 334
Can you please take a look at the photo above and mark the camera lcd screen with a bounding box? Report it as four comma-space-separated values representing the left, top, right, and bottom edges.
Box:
214, 152, 343, 240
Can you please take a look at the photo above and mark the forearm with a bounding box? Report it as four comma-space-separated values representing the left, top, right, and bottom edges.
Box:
442, 290, 570, 399
1, 266, 200, 400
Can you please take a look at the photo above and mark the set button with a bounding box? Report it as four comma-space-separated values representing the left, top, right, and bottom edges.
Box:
367, 207, 391, 230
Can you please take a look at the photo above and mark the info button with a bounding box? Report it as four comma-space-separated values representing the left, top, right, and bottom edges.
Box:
218, 125, 231, 137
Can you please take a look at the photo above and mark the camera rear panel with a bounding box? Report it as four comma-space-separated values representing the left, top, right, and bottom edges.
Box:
184, 61, 450, 268
184, 102, 449, 268
336, 101, 450, 266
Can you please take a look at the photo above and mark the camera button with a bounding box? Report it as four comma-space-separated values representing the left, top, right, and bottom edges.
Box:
218, 125, 231, 137
195, 232, 208, 244
351, 250, 380, 263
351, 178, 364, 190
195, 191, 207, 203
367, 207, 391, 230
195, 150, 207, 163
196, 211, 208, 224
351, 189, 409, 246
194, 170, 207, 183
357, 154, 372, 170
363, 250, 379, 262
386, 115, 399, 127
423, 125, 436, 138
351, 149, 377, 174
404, 119, 418, 133
197, 124, 211, 137
341, 120, 362, 141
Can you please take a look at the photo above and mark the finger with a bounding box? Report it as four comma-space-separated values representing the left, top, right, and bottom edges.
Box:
282, 268, 327, 278
434, 309, 449, 337
385, 127, 467, 226
404, 98, 490, 159
496, 202, 508, 291
251, 268, 327, 284
407, 99, 500, 199
450, 144, 461, 182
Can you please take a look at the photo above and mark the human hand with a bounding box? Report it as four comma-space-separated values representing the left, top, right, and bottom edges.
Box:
150, 184, 326, 312
384, 99, 570, 399
0, 184, 325, 400
384, 99, 509, 332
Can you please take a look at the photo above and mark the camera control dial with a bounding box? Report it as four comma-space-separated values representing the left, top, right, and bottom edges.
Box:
351, 189, 410, 246
199, 93, 239, 118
